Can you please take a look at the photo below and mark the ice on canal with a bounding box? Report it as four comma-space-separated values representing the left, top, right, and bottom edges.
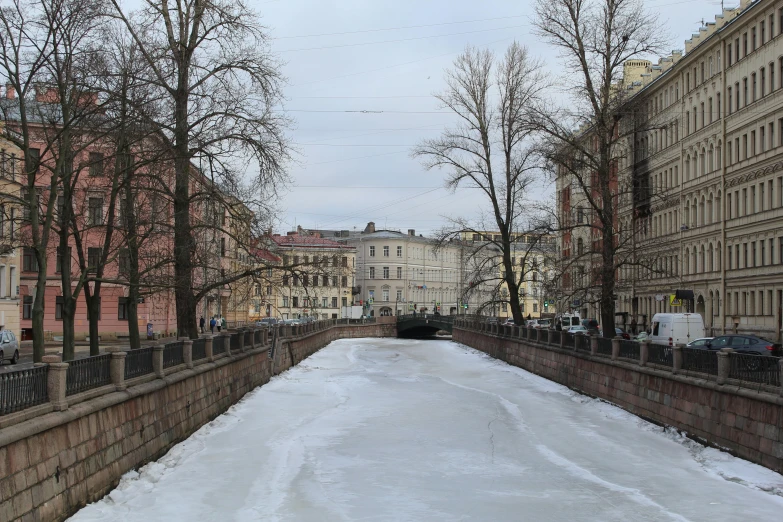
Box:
70, 339, 783, 522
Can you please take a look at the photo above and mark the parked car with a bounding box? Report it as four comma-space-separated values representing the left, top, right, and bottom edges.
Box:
685, 337, 713, 347
634, 331, 651, 342
527, 319, 551, 329
255, 318, 279, 328
0, 330, 20, 365
702, 335, 782, 356
566, 325, 588, 334
502, 319, 517, 326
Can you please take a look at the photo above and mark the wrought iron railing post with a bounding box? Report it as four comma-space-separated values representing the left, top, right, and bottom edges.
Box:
153, 345, 165, 378
672, 345, 684, 374
590, 334, 598, 355
237, 329, 245, 352
249, 328, 256, 350
205, 335, 214, 362
717, 348, 732, 385
560, 331, 566, 350
183, 339, 193, 369
611, 336, 621, 361
44, 355, 68, 411
640, 341, 650, 366
106, 348, 127, 391
542, 328, 549, 344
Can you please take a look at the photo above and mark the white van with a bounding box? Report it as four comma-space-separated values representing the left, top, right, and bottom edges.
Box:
650, 313, 705, 346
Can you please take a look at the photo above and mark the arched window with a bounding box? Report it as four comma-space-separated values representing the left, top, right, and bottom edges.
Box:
685, 155, 690, 180
692, 248, 698, 274
708, 243, 714, 271
716, 190, 722, 221
699, 197, 705, 226
700, 148, 706, 176
708, 145, 714, 172
707, 195, 714, 225
684, 247, 690, 274
717, 241, 722, 271
716, 141, 722, 169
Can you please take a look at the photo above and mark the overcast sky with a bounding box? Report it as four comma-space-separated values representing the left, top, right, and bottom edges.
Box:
261, 0, 726, 236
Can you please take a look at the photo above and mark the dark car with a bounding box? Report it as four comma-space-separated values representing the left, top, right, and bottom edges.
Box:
702, 335, 782, 356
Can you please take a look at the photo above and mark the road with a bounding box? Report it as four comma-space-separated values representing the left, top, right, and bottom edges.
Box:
69, 338, 783, 521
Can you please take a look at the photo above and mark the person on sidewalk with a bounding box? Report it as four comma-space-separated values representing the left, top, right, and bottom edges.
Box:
199, 316, 205, 333
216, 316, 222, 333
221, 316, 227, 331
210, 316, 216, 334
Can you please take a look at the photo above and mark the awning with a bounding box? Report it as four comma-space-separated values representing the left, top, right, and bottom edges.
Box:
675, 290, 695, 300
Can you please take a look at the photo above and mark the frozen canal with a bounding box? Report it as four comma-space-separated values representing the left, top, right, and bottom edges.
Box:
71, 339, 783, 521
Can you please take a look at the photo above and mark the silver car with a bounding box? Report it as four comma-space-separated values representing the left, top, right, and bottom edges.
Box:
0, 330, 20, 364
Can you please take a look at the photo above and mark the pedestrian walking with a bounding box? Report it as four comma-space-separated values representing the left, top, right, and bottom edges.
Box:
210, 316, 216, 334
221, 316, 227, 331
199, 316, 205, 333
216, 316, 222, 333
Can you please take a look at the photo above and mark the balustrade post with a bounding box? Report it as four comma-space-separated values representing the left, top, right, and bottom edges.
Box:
531, 328, 538, 343
611, 336, 621, 360
542, 328, 550, 344
590, 334, 598, 356
44, 355, 68, 411
717, 348, 732, 385
106, 347, 127, 391
779, 359, 783, 397
559, 331, 566, 350
153, 345, 165, 378
183, 340, 194, 369
237, 329, 245, 352
224, 332, 232, 356
205, 335, 214, 362
640, 341, 650, 367
250, 328, 256, 350
574, 333, 582, 351
672, 345, 684, 374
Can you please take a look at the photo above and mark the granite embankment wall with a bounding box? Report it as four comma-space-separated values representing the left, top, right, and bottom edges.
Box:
0, 321, 395, 522
454, 326, 783, 473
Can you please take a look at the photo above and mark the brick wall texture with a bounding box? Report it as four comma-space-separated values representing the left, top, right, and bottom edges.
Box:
0, 323, 395, 522
454, 328, 783, 474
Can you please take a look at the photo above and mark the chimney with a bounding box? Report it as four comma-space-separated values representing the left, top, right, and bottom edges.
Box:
364, 221, 375, 233
408, 229, 415, 236
5, 84, 14, 100
35, 85, 59, 103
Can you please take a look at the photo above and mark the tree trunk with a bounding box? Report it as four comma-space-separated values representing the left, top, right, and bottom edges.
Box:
174, 88, 198, 339
84, 288, 101, 356
31, 263, 47, 362
61, 301, 76, 362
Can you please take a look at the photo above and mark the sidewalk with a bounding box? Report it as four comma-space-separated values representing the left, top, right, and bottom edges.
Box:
17, 335, 182, 359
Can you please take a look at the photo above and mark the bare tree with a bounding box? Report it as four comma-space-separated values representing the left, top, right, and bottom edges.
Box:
413, 43, 546, 324
532, 0, 668, 336
109, 0, 290, 338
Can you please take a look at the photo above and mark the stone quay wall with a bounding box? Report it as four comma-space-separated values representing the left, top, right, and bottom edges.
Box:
453, 324, 783, 474
0, 321, 395, 522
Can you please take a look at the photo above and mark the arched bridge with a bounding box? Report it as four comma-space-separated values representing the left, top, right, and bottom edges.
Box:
396, 313, 455, 338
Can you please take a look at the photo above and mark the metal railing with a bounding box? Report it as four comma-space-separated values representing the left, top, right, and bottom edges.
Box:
550, 330, 561, 345
682, 348, 718, 376
596, 337, 613, 356
163, 341, 185, 369
244, 331, 253, 346
729, 353, 781, 387
230, 333, 241, 351
124, 347, 154, 379
575, 334, 590, 352
254, 329, 262, 344
66, 354, 112, 396
192, 338, 207, 361
648, 344, 673, 367
619, 340, 640, 360
0, 366, 48, 415
213, 335, 226, 355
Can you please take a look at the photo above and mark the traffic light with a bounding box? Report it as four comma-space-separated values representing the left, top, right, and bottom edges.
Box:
544, 301, 549, 309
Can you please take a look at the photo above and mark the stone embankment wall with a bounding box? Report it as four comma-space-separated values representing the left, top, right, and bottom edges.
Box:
0, 322, 395, 522
454, 327, 783, 473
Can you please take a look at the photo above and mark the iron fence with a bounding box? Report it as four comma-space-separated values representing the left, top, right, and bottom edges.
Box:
254, 330, 262, 344
124, 347, 154, 379
192, 339, 207, 361
213, 335, 226, 355
575, 334, 590, 352
682, 348, 718, 376
163, 341, 185, 369
230, 333, 241, 351
244, 331, 253, 346
648, 344, 673, 367
728, 353, 781, 387
0, 366, 48, 415
596, 337, 613, 356
619, 340, 640, 361
66, 354, 112, 396
550, 330, 561, 345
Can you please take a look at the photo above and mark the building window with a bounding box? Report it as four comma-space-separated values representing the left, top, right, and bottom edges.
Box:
331, 297, 338, 308
88, 197, 103, 225
341, 276, 347, 287
23, 295, 32, 319
383, 266, 389, 279
89, 152, 104, 177
88, 247, 101, 272
323, 275, 329, 286
397, 266, 402, 279
22, 247, 37, 272
382, 289, 389, 302
54, 296, 64, 320
283, 296, 289, 307
369, 246, 375, 257
383, 246, 389, 257
397, 246, 402, 257
396, 290, 402, 301
292, 296, 298, 308
118, 297, 128, 320
369, 267, 375, 279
